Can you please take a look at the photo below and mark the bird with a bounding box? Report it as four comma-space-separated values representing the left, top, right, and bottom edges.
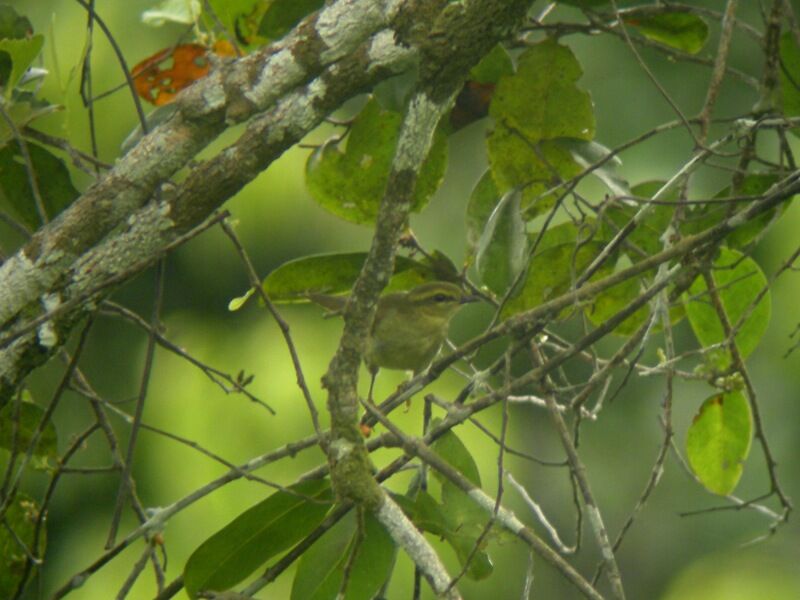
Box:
309, 281, 478, 402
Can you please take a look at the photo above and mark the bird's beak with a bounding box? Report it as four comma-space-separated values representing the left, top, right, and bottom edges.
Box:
460, 294, 481, 304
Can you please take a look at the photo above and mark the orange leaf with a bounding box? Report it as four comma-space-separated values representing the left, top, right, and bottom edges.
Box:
132, 43, 214, 106
212, 39, 237, 57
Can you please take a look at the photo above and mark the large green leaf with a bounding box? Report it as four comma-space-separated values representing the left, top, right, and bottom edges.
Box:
431, 427, 481, 488
584, 273, 685, 336
490, 40, 594, 143
728, 175, 790, 247
502, 240, 611, 320
606, 180, 677, 258
205, 0, 261, 37
626, 12, 709, 54
0, 493, 42, 597
487, 40, 593, 218
430, 429, 493, 580
586, 180, 687, 335
261, 252, 456, 303
184, 480, 333, 598
306, 98, 447, 224
529, 220, 597, 253
449, 45, 513, 131
469, 44, 514, 85
0, 141, 79, 230
0, 34, 43, 96
0, 92, 59, 148
0, 6, 32, 40
686, 392, 752, 495
475, 188, 528, 296
0, 395, 58, 460
488, 125, 582, 218
585, 276, 650, 336
680, 175, 792, 246
291, 511, 396, 600
685, 248, 770, 370
0, 4, 34, 90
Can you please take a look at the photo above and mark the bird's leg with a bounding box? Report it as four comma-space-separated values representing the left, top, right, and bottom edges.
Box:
404, 370, 417, 411
367, 368, 378, 405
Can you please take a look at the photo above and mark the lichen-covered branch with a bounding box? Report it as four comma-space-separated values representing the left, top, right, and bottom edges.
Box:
0, 25, 415, 404
319, 0, 535, 595
0, 0, 412, 403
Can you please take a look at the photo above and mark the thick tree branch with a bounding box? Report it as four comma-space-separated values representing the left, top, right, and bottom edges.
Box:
0, 25, 416, 404
0, 0, 409, 402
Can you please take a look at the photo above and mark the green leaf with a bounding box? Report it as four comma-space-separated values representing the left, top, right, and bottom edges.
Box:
442, 521, 494, 581
584, 180, 687, 335
410, 490, 494, 581
502, 240, 611, 319
722, 174, 790, 248
184, 480, 333, 599
466, 170, 500, 257
686, 391, 752, 495
0, 395, 58, 460
0, 6, 32, 40
258, 0, 325, 41
469, 44, 514, 85
475, 188, 528, 296
291, 511, 396, 600
780, 32, 800, 120
584, 274, 686, 336
529, 220, 592, 253
0, 5, 32, 90
141, 0, 201, 27
292, 517, 351, 600
0, 92, 59, 147
606, 180, 677, 258
430, 427, 481, 487
0, 141, 79, 230
409, 490, 447, 534
0, 35, 43, 96
306, 98, 447, 224
626, 12, 709, 54
262, 252, 454, 302
685, 248, 770, 370
490, 39, 595, 142
429, 429, 493, 580
584, 277, 650, 336
680, 175, 790, 245
206, 0, 263, 37
488, 40, 593, 218
0, 493, 42, 597
488, 124, 582, 219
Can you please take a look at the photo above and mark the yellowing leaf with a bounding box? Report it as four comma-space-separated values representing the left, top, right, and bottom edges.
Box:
687, 392, 752, 495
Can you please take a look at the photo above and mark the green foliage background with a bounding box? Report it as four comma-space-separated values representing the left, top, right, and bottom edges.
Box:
5, 1, 800, 598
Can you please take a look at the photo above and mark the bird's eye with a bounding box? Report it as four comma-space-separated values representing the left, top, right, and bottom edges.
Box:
433, 294, 449, 302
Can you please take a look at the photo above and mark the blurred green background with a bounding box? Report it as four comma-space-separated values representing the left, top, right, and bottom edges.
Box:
8, 0, 800, 598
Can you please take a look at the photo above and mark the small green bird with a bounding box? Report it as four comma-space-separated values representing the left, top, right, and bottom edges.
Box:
310, 281, 478, 401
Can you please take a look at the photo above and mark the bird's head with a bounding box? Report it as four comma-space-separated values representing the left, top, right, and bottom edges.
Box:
403, 281, 478, 322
